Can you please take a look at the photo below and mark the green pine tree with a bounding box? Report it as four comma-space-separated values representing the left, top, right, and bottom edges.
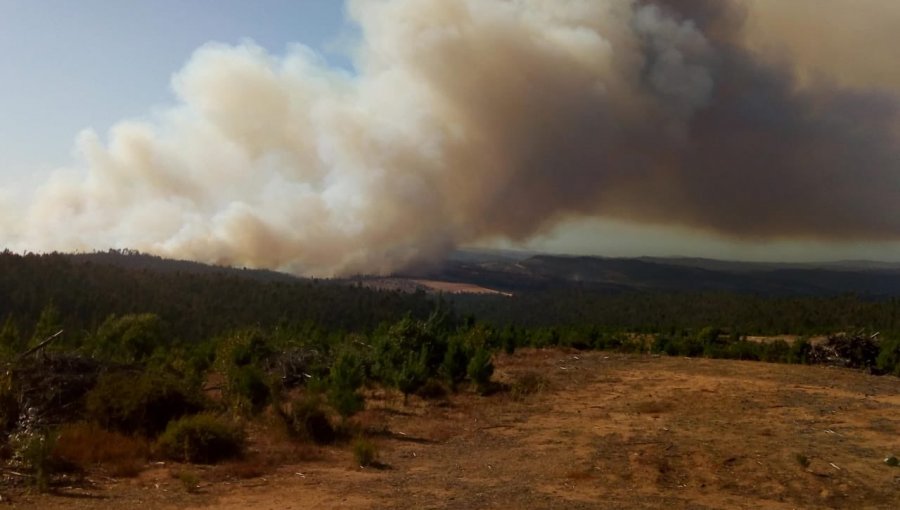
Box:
30, 303, 63, 349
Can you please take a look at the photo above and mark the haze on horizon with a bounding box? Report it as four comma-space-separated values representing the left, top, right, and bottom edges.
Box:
1, 0, 900, 275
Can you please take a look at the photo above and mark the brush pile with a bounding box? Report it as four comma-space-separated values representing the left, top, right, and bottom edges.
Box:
807, 332, 881, 371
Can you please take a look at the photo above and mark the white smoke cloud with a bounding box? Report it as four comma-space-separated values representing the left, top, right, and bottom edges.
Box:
3, 0, 900, 275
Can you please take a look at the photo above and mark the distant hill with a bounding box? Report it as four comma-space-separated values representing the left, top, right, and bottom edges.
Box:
0, 250, 435, 340
68, 250, 302, 284
402, 252, 900, 297
15, 248, 900, 298
57, 249, 900, 297
4, 249, 900, 336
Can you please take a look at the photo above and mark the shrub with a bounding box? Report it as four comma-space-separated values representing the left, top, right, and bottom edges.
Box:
877, 336, 900, 376
788, 338, 812, 365
88, 313, 167, 364
329, 351, 364, 391
218, 329, 275, 368
85, 370, 203, 436
467, 348, 494, 395
440, 338, 469, 391
215, 329, 279, 415
328, 352, 365, 419
351, 437, 378, 467
722, 341, 761, 361
288, 397, 335, 445
371, 317, 447, 389
651, 335, 675, 355
156, 414, 244, 464
227, 365, 272, 415
328, 387, 365, 420
416, 379, 448, 400
29, 303, 63, 350
759, 340, 791, 363
395, 350, 428, 404
173, 469, 201, 493
500, 327, 517, 355
0, 316, 25, 360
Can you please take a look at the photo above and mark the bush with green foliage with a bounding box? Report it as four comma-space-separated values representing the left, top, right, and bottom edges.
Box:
0, 316, 25, 360
877, 336, 900, 376
85, 370, 203, 436
788, 338, 812, 364
228, 365, 272, 415
30, 303, 63, 349
351, 437, 378, 467
499, 325, 517, 355
174, 469, 201, 493
216, 329, 278, 414
327, 351, 365, 419
156, 414, 244, 463
88, 313, 168, 364
440, 337, 470, 391
467, 348, 494, 395
371, 316, 448, 386
395, 350, 428, 404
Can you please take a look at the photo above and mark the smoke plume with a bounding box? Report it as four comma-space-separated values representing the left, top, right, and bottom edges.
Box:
5, 0, 900, 275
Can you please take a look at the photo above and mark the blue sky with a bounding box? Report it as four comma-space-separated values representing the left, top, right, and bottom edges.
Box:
0, 0, 349, 183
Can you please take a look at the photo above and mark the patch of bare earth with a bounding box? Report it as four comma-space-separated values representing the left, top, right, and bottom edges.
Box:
9, 350, 900, 509
410, 280, 511, 296
355, 277, 510, 296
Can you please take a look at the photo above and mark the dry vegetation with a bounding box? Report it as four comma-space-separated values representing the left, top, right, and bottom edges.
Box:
6, 348, 900, 509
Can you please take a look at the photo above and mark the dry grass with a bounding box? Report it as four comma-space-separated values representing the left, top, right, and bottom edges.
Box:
633, 400, 674, 415
214, 459, 268, 480
53, 422, 148, 477
508, 370, 549, 400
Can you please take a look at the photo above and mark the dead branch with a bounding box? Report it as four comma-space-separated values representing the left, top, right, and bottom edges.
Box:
16, 330, 64, 361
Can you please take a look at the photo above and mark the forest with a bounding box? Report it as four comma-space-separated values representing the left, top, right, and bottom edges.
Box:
2, 249, 900, 492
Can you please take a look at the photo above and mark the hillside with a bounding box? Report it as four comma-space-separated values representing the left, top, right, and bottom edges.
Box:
0, 250, 436, 340
405, 253, 900, 296
4, 250, 900, 338
12, 349, 900, 510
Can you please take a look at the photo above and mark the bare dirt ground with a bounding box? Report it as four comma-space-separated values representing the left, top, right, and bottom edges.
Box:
410, 279, 512, 296
355, 277, 510, 296
7, 349, 900, 509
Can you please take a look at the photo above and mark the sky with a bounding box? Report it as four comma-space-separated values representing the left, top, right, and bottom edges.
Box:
1, 0, 900, 275
0, 0, 350, 181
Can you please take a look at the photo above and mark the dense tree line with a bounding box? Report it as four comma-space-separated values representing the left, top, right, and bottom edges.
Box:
0, 250, 434, 345
4, 250, 900, 347
452, 289, 900, 336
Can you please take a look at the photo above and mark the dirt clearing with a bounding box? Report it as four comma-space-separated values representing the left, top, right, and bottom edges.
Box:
9, 350, 900, 509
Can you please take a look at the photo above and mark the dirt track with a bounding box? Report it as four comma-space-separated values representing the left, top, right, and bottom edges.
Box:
10, 349, 900, 509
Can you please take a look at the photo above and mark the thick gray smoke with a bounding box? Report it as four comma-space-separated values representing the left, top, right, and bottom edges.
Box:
4, 0, 900, 275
